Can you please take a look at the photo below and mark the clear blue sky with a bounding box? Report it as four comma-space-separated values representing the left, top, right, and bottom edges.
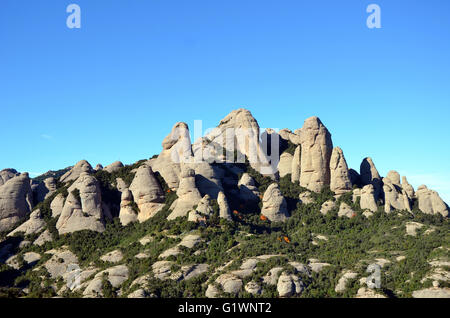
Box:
1, 0, 449, 203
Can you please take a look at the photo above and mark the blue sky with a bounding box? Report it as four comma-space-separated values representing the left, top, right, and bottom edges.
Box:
1, 1, 449, 202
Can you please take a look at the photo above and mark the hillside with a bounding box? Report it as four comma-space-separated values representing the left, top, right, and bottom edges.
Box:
0, 109, 448, 298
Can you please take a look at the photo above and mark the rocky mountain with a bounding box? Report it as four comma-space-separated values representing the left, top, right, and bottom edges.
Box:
0, 109, 448, 298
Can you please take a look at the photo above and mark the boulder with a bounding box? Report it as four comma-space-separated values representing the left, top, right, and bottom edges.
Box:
217, 191, 232, 220
360, 184, 378, 212
335, 271, 358, 293
129, 165, 165, 222
405, 222, 424, 236
291, 146, 301, 183
0, 173, 33, 232
299, 191, 314, 204
168, 167, 202, 220
320, 200, 336, 215
7, 209, 45, 237
261, 183, 289, 222
104, 161, 124, 173
59, 160, 93, 183
277, 272, 303, 297
56, 173, 108, 234
245, 282, 262, 295
338, 202, 355, 218
277, 152, 293, 178
215, 273, 243, 295
238, 173, 260, 203
299, 117, 333, 192
100, 250, 124, 263
416, 185, 449, 217
330, 147, 352, 195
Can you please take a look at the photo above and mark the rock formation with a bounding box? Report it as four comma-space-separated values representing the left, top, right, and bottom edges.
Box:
383, 177, 411, 213
402, 176, 415, 199
50, 193, 65, 217
56, 173, 108, 234
291, 146, 301, 183
104, 161, 124, 173
277, 152, 293, 178
360, 157, 382, 200
168, 167, 202, 220
129, 165, 165, 222
0, 173, 33, 232
299, 117, 333, 192
416, 185, 449, 217
329, 147, 352, 195
217, 191, 232, 220
237, 173, 260, 203
7, 209, 45, 237
338, 202, 355, 218
59, 160, 93, 183
149, 122, 192, 189
34, 177, 57, 203
261, 183, 289, 222
119, 189, 138, 226
0, 169, 19, 186
360, 184, 378, 212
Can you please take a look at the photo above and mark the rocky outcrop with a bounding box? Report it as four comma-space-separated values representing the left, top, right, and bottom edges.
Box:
335, 271, 358, 293
330, 147, 352, 195
33, 177, 57, 203
360, 157, 382, 200
238, 173, 260, 202
59, 160, 93, 183
277, 152, 293, 178
338, 202, 355, 218
119, 189, 138, 226
360, 184, 378, 212
50, 193, 65, 217
320, 200, 336, 215
0, 173, 33, 232
299, 117, 333, 192
261, 183, 289, 222
129, 165, 165, 222
149, 122, 192, 189
402, 176, 415, 199
278, 129, 302, 145
0, 169, 19, 186
191, 162, 224, 198
168, 167, 202, 220
217, 191, 232, 220
189, 195, 213, 222
104, 161, 124, 173
56, 173, 108, 234
416, 185, 449, 217
291, 146, 301, 183
383, 177, 411, 213
7, 209, 45, 237
277, 272, 304, 297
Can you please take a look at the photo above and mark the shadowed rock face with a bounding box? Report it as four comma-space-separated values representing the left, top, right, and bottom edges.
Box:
330, 147, 352, 195
299, 117, 333, 193
0, 173, 33, 232
291, 146, 301, 183
360, 157, 382, 201
56, 173, 108, 234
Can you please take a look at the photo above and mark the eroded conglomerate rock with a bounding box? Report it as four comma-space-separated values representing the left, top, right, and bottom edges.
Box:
59, 160, 93, 183
360, 184, 378, 212
104, 161, 124, 173
278, 128, 302, 145
330, 147, 352, 195
238, 173, 260, 203
416, 185, 449, 217
291, 146, 301, 183
320, 200, 336, 215
299, 117, 333, 192
168, 167, 202, 220
338, 202, 355, 218
261, 183, 289, 222
34, 177, 57, 203
278, 152, 293, 178
189, 194, 213, 222
119, 189, 138, 226
129, 165, 165, 222
149, 122, 192, 190
277, 272, 304, 297
217, 191, 232, 220
360, 157, 382, 200
402, 176, 415, 199
0, 173, 33, 232
7, 209, 45, 237
383, 177, 411, 213
50, 193, 65, 217
0, 169, 19, 186
56, 173, 108, 234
